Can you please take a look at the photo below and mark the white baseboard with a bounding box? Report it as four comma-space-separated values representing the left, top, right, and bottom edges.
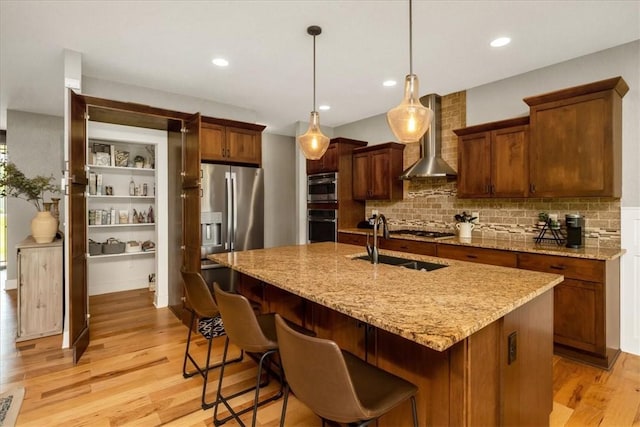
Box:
621, 207, 640, 356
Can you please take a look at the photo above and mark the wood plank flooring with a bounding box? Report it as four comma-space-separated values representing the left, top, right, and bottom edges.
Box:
1, 288, 639, 426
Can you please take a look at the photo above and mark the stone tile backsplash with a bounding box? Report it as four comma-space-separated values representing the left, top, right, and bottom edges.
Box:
366, 90, 621, 249
368, 179, 621, 248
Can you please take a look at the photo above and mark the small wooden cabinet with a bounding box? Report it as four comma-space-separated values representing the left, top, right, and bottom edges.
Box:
353, 142, 405, 200
200, 118, 265, 165
524, 76, 628, 198
16, 237, 63, 341
454, 117, 529, 198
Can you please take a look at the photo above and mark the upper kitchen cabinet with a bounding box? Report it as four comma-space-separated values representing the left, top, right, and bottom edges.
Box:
200, 117, 266, 166
306, 137, 367, 175
524, 76, 628, 198
353, 142, 405, 201
454, 117, 529, 198
306, 143, 338, 174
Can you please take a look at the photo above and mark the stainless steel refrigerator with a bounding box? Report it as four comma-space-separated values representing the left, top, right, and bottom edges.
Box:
200, 164, 264, 290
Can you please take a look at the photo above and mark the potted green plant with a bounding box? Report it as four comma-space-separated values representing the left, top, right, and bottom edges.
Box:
0, 160, 60, 243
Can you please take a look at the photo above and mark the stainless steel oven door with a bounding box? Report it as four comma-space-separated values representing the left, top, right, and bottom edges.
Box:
307, 172, 338, 203
308, 209, 338, 243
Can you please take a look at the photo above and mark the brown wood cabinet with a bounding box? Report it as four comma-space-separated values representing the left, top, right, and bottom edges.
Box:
454, 117, 529, 198
436, 244, 518, 268
306, 143, 338, 174
352, 142, 405, 200
200, 118, 265, 166
524, 76, 628, 198
518, 252, 619, 369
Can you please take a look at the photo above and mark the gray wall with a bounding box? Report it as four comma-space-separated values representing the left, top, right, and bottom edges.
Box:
333, 112, 395, 146
5, 110, 64, 281
263, 133, 297, 248
466, 40, 639, 207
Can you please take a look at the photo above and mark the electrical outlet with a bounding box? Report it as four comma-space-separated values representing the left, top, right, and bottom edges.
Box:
472, 211, 479, 224
508, 331, 517, 365
371, 209, 378, 217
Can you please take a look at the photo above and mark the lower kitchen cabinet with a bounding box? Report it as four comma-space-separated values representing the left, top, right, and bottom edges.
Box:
518, 252, 619, 369
16, 237, 63, 341
436, 244, 518, 267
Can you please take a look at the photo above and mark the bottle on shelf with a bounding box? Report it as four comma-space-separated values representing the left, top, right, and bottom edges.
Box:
129, 178, 135, 196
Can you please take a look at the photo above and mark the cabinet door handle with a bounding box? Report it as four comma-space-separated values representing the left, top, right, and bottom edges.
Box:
466, 254, 478, 259
485, 184, 490, 194
530, 183, 536, 193
550, 265, 565, 270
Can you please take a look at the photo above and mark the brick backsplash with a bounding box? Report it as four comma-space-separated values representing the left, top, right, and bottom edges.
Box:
366, 90, 621, 249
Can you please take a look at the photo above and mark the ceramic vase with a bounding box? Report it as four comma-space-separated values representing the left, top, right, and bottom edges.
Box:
455, 222, 475, 239
31, 211, 57, 243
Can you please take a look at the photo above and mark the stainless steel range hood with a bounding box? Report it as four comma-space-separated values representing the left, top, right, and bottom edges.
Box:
399, 93, 457, 179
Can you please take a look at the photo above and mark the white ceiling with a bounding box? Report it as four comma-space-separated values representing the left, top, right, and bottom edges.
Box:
1, 1, 639, 136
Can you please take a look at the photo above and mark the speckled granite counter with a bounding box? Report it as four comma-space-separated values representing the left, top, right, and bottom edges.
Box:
339, 227, 625, 260
209, 242, 562, 352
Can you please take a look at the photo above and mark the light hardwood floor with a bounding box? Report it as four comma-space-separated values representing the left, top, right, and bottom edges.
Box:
1, 288, 638, 426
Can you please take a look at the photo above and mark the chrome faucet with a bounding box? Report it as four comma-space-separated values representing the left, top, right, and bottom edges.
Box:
366, 214, 389, 264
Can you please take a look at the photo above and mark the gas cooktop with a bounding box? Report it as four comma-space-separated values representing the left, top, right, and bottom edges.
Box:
389, 229, 456, 240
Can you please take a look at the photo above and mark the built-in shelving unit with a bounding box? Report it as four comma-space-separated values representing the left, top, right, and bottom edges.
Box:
87, 122, 164, 296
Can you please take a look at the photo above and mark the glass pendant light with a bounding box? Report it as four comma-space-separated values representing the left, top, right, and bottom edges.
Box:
386, 0, 433, 143
298, 25, 330, 160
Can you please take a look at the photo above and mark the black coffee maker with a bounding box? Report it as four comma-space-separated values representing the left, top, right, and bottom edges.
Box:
565, 214, 585, 248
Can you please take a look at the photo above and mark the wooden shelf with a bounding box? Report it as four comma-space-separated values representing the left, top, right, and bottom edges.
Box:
88, 195, 155, 200
88, 250, 156, 259
89, 223, 154, 228
88, 165, 155, 173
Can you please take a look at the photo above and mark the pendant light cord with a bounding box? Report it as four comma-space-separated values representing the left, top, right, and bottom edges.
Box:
409, 0, 413, 75
313, 33, 317, 112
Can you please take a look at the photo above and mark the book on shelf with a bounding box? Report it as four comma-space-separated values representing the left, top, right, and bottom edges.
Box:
110, 145, 115, 166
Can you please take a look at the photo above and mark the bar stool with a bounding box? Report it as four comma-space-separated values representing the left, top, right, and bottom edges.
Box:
212, 282, 285, 427
275, 314, 419, 427
181, 269, 243, 410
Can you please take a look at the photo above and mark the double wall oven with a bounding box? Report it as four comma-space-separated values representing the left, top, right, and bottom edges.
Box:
307, 172, 338, 243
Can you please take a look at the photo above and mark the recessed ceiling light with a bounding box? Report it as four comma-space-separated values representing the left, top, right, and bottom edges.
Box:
383, 80, 397, 87
211, 58, 229, 67
319, 105, 330, 111
490, 37, 511, 48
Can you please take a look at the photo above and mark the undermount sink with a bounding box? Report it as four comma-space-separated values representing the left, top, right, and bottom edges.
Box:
354, 254, 447, 272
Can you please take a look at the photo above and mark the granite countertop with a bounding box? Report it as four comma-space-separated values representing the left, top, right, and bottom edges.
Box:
339, 228, 625, 261
209, 242, 562, 352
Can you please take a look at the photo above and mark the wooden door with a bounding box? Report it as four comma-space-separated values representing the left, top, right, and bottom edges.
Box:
491, 125, 529, 197
227, 127, 261, 165
201, 122, 225, 162
68, 90, 89, 363
182, 114, 202, 273
457, 132, 491, 198
369, 150, 390, 199
352, 152, 369, 200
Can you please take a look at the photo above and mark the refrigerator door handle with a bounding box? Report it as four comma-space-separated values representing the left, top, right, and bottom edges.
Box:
231, 172, 238, 251
225, 171, 232, 251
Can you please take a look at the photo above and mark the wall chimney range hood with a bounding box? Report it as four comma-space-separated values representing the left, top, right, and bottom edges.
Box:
399, 93, 457, 179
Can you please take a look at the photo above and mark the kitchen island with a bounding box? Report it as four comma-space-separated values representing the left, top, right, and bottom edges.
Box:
209, 242, 563, 426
